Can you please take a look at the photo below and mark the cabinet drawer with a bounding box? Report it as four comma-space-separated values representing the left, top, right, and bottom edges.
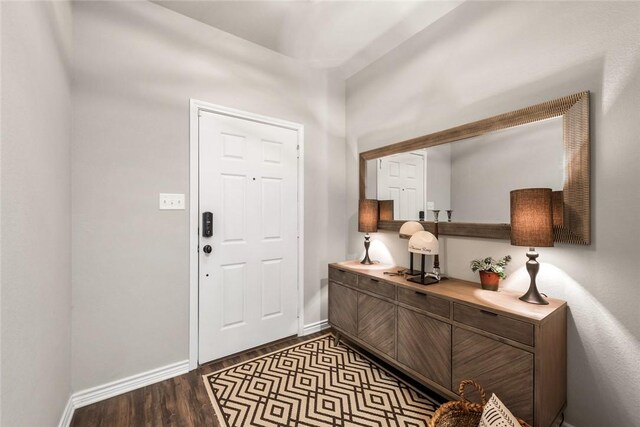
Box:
397, 287, 449, 318
453, 304, 534, 346
358, 276, 395, 299
328, 266, 357, 287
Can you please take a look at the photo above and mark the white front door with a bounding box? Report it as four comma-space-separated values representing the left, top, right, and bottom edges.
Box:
377, 152, 425, 220
198, 110, 299, 364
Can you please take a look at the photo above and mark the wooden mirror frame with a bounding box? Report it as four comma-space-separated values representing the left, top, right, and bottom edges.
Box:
359, 91, 590, 245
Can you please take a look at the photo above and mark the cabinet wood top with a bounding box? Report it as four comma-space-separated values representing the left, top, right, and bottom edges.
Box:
330, 261, 566, 324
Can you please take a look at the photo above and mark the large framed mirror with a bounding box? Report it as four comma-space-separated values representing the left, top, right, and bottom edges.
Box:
359, 91, 590, 244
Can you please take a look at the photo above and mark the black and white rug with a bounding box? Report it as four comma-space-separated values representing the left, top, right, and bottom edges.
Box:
203, 334, 439, 426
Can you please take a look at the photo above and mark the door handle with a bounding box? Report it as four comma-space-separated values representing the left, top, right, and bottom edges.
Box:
203, 245, 212, 254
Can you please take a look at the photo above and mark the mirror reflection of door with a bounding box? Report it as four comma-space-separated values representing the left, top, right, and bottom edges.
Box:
367, 117, 562, 223
377, 152, 425, 220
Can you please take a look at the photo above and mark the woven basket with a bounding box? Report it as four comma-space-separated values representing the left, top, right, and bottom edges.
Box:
428, 380, 531, 427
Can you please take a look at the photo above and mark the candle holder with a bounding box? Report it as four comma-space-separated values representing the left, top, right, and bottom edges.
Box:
446, 210, 453, 222
431, 210, 441, 277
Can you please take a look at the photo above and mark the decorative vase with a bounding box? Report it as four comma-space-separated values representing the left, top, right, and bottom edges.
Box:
479, 271, 500, 291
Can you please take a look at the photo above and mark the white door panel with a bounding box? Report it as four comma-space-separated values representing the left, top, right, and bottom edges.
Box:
199, 111, 298, 363
378, 152, 425, 220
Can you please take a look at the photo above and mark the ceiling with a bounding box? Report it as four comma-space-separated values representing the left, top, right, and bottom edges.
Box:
152, 0, 462, 77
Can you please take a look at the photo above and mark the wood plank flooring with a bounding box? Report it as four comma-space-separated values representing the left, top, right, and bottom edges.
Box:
70, 331, 328, 426
69, 330, 569, 427
70, 330, 447, 426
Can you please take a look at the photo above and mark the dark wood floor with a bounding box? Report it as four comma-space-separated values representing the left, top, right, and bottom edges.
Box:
70, 331, 333, 426
70, 330, 444, 426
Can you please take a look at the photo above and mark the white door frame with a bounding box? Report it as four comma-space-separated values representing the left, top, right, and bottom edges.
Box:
189, 99, 304, 370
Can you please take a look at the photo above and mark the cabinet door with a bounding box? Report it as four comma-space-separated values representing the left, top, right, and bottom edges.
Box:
357, 293, 396, 357
397, 307, 451, 388
328, 281, 358, 335
452, 327, 534, 424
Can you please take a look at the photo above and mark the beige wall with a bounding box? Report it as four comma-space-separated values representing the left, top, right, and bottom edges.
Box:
71, 1, 345, 391
346, 2, 640, 426
1, 1, 73, 425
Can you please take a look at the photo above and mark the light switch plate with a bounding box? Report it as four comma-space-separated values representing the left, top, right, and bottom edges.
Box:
427, 201, 435, 210
159, 193, 185, 210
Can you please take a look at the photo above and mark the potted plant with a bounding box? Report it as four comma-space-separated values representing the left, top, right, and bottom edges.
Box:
470, 255, 512, 291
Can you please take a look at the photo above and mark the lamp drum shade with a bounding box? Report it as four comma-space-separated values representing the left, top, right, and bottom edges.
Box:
510, 188, 554, 247
399, 221, 424, 239
408, 231, 439, 255
358, 199, 378, 233
552, 190, 564, 227
379, 200, 394, 221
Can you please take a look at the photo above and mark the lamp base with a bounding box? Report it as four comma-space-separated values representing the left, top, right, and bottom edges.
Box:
360, 233, 374, 265
406, 275, 440, 285
519, 248, 549, 305
405, 253, 420, 276
404, 269, 422, 276
519, 290, 548, 305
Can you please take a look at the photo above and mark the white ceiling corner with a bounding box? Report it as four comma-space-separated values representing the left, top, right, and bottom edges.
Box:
152, 0, 463, 78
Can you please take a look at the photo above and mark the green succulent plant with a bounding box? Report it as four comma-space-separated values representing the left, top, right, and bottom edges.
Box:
470, 255, 512, 279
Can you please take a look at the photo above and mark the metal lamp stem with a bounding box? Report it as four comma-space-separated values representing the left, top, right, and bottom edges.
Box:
519, 247, 549, 305
361, 233, 373, 265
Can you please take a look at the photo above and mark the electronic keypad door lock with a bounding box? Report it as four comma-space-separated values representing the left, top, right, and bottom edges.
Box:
202, 212, 213, 237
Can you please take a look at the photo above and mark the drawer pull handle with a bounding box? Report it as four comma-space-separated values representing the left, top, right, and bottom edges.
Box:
480, 309, 498, 317
337, 269, 346, 273
370, 279, 379, 283
414, 291, 427, 297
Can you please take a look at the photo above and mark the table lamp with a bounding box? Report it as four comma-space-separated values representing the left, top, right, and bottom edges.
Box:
510, 188, 554, 305
358, 199, 378, 264
406, 231, 440, 285
399, 221, 424, 275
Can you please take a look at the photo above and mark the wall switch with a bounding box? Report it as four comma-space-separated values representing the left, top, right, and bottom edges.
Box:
159, 193, 185, 210
427, 201, 435, 210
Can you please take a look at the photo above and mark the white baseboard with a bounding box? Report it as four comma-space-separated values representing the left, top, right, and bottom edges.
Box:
58, 359, 189, 427
550, 414, 573, 427
57, 396, 75, 427
301, 319, 330, 336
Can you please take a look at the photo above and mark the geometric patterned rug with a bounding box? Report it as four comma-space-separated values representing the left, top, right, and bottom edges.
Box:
203, 333, 439, 426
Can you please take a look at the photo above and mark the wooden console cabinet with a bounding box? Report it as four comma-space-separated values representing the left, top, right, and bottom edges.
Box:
328, 261, 566, 427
